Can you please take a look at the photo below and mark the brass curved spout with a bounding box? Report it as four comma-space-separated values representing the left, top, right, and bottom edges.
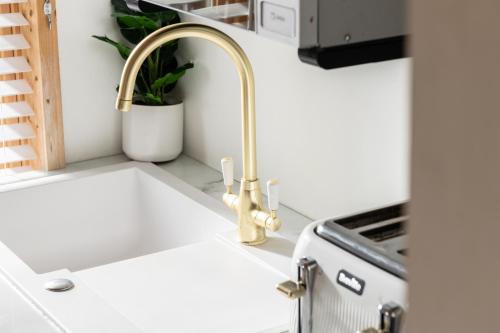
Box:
116, 23, 281, 245
116, 23, 256, 181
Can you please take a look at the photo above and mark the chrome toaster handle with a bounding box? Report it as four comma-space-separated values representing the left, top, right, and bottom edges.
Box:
358, 302, 405, 333
277, 257, 318, 333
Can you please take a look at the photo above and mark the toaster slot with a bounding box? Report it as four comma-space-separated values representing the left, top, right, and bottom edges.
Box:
316, 203, 409, 279
360, 222, 406, 242
334, 204, 406, 230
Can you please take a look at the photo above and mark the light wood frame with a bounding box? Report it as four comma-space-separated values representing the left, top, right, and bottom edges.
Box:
0, 0, 65, 171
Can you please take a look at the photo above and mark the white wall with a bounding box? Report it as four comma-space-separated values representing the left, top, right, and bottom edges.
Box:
57, 0, 124, 163
56, 2, 410, 219
178, 15, 410, 219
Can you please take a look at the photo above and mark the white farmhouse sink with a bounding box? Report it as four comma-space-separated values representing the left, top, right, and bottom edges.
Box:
0, 163, 234, 273
0, 162, 292, 333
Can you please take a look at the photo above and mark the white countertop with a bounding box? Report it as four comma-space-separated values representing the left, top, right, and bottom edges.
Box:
0, 274, 61, 333
0, 154, 313, 332
75, 237, 290, 333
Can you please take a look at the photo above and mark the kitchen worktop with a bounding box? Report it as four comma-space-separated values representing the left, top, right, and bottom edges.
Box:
0, 274, 60, 333
0, 154, 312, 332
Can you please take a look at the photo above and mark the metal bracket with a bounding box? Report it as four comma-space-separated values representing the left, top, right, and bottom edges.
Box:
43, 0, 52, 30
277, 257, 318, 333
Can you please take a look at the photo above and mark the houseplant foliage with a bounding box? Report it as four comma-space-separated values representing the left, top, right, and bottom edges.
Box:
93, 0, 193, 106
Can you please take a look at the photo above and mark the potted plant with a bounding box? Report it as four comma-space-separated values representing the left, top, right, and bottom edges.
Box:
93, 0, 193, 162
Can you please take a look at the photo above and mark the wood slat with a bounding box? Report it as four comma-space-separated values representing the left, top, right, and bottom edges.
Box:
0, 144, 35, 163
0, 101, 33, 119
0, 34, 29, 51
0, 79, 32, 97
0, 122, 34, 141
0, 55, 30, 74
0, 165, 31, 174
0, 0, 27, 4
0, 12, 28, 28
0, 166, 37, 184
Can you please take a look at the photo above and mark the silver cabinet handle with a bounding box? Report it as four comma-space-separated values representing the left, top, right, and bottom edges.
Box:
277, 257, 318, 333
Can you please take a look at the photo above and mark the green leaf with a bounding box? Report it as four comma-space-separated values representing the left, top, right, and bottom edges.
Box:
114, 14, 159, 43
148, 10, 179, 26
94, 1, 190, 106
132, 92, 146, 104
116, 15, 159, 31
144, 93, 163, 105
111, 0, 136, 15
159, 40, 178, 64
151, 63, 194, 91
92, 35, 131, 60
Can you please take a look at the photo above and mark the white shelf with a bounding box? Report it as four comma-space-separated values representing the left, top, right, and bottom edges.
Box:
0, 79, 33, 97
0, 0, 28, 4
0, 56, 31, 75
0, 34, 30, 52
0, 144, 36, 164
0, 123, 34, 141
0, 101, 33, 120
0, 13, 29, 28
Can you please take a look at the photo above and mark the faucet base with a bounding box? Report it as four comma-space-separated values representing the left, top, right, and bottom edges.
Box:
237, 179, 267, 245
223, 179, 282, 245
224, 191, 267, 245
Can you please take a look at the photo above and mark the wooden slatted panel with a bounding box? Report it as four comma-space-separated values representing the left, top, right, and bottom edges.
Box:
18, 0, 65, 171
0, 0, 64, 172
0, 2, 31, 170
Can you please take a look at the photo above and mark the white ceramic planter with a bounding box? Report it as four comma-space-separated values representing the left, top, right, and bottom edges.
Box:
122, 103, 183, 162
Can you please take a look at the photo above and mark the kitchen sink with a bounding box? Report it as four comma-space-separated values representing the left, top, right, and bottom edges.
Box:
0, 161, 291, 333
0, 162, 234, 273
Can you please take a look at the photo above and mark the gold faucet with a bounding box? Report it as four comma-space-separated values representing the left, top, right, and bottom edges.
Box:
115, 23, 282, 245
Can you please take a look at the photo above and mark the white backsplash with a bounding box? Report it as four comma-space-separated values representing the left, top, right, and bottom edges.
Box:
56, 1, 410, 220
57, 0, 124, 163
177, 15, 411, 219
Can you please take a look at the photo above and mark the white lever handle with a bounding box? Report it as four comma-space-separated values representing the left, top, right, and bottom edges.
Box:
221, 157, 234, 187
267, 179, 279, 211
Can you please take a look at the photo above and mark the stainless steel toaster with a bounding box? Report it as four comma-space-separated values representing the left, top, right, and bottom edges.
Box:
277, 204, 409, 333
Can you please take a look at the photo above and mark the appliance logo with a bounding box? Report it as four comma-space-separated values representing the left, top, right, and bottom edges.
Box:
336, 269, 365, 295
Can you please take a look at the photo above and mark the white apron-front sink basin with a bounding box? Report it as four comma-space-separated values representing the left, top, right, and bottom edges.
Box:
0, 162, 234, 274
